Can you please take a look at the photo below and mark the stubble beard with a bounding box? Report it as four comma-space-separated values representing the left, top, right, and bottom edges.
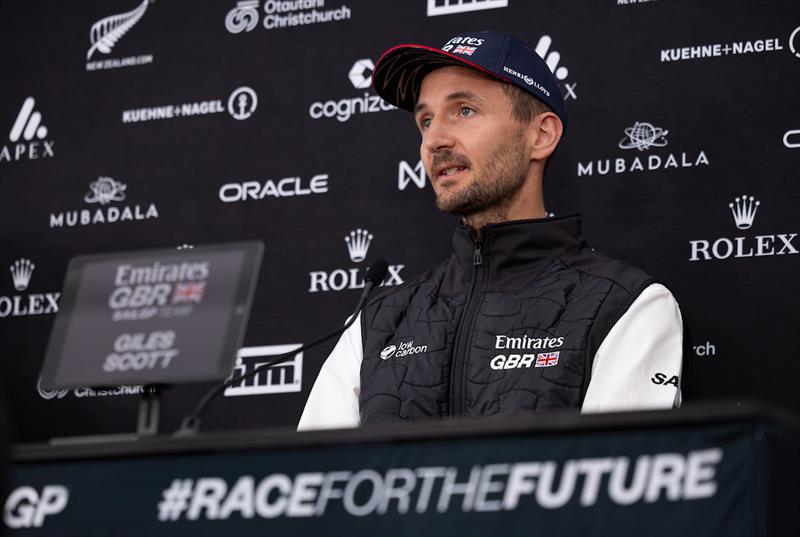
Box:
432, 132, 530, 223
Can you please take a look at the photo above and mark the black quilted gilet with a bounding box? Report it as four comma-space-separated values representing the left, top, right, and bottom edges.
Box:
359, 215, 654, 424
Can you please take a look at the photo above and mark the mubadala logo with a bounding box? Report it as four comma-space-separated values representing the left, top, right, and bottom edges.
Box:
86, 0, 154, 72
49, 178, 159, 229
219, 173, 329, 202
308, 229, 405, 292
0, 258, 59, 319
225, 0, 352, 33
122, 86, 257, 124
309, 59, 396, 122
427, 0, 508, 17
224, 344, 303, 396
577, 121, 709, 177
380, 340, 427, 359
1, 97, 55, 164
689, 195, 798, 261
398, 160, 427, 191
660, 25, 798, 63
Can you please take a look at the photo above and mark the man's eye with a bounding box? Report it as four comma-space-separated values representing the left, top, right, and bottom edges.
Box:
421, 118, 432, 129
459, 107, 474, 117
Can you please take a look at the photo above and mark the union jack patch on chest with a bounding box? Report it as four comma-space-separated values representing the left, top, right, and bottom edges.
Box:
535, 352, 560, 368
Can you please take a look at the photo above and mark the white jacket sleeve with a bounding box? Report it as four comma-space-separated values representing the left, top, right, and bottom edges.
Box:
297, 313, 363, 431
581, 283, 683, 413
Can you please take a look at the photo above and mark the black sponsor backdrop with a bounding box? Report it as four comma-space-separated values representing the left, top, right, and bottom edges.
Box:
0, 0, 799, 441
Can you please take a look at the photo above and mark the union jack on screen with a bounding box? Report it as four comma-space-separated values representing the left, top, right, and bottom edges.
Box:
172, 282, 206, 304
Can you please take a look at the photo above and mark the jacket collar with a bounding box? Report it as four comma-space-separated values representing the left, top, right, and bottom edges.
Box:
450, 214, 586, 286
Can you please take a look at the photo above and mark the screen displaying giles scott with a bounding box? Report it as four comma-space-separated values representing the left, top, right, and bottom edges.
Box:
40, 242, 262, 390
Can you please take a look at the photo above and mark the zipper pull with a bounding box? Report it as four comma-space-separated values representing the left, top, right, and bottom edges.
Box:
472, 242, 483, 266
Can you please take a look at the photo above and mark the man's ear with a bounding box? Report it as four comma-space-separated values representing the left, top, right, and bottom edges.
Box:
528, 112, 563, 161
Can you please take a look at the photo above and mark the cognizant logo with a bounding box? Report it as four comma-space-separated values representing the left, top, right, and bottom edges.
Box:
308, 92, 396, 122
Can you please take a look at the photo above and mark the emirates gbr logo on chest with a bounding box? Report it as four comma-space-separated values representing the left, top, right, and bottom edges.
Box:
491, 334, 565, 370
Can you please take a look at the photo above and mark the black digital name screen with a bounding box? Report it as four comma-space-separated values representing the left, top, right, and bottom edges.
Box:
40, 241, 263, 389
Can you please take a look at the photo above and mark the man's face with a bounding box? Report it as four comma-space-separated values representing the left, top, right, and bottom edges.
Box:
414, 66, 530, 217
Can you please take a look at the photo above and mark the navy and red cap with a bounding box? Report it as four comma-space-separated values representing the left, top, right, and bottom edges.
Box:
372, 30, 567, 130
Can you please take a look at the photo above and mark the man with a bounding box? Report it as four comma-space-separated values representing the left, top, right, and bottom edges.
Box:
298, 31, 683, 430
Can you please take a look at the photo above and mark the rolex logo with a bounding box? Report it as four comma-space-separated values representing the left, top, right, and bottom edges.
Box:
345, 229, 373, 263
10, 259, 34, 291
729, 195, 760, 230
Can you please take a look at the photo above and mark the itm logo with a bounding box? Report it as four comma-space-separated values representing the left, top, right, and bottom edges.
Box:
3, 485, 69, 529
398, 160, 427, 191
224, 344, 303, 396
534, 35, 577, 100
0, 258, 59, 319
349, 59, 374, 89
577, 121, 709, 177
1, 97, 55, 164
427, 0, 508, 17
308, 229, 405, 292
689, 195, 798, 261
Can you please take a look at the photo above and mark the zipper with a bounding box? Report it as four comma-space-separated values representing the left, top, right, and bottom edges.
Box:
449, 236, 487, 417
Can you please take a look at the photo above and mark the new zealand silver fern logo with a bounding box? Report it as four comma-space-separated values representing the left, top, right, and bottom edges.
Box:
86, 0, 150, 61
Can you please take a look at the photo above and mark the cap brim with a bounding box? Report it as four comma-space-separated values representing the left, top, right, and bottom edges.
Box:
372, 44, 511, 112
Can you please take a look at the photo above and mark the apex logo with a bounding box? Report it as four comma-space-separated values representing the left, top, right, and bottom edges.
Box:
0, 257, 60, 319
308, 229, 405, 293
689, 195, 798, 261
534, 35, 577, 100
224, 344, 303, 396
1, 97, 55, 164
49, 178, 159, 229
345, 229, 373, 262
577, 122, 709, 177
398, 160, 427, 190
427, 0, 508, 17
85, 0, 154, 71
349, 59, 374, 89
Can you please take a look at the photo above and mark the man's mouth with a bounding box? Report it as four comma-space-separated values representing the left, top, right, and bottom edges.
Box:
438, 165, 468, 178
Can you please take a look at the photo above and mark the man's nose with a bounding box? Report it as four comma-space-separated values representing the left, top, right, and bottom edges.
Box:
422, 118, 456, 154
